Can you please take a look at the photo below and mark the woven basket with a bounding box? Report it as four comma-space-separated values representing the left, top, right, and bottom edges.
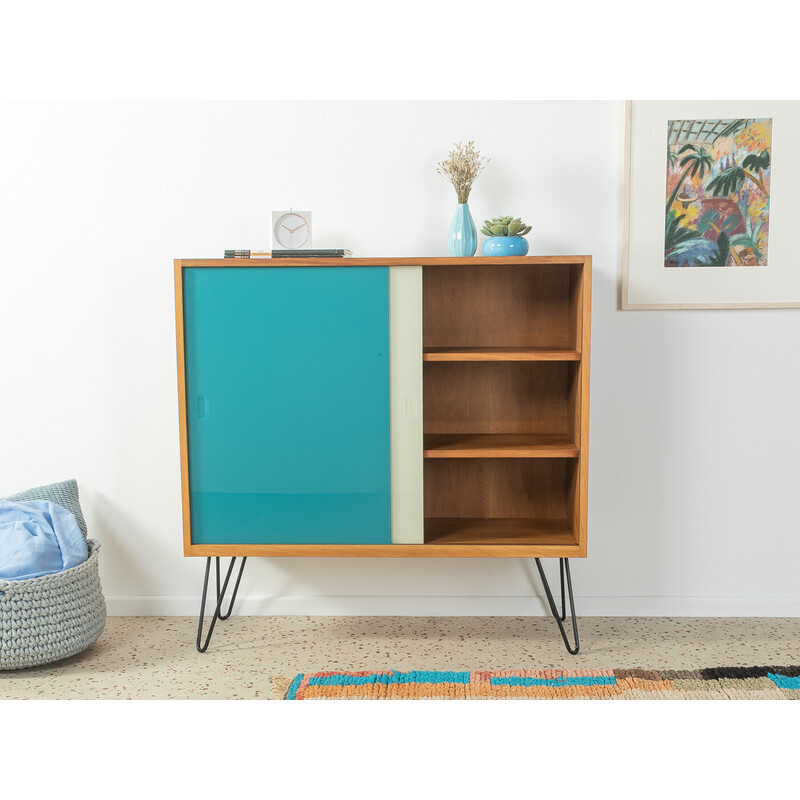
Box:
0, 480, 106, 670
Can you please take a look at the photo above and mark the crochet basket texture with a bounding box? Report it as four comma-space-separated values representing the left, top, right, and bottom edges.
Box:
0, 479, 106, 670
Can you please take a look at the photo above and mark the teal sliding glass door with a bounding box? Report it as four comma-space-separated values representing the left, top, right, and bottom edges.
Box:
182, 266, 390, 545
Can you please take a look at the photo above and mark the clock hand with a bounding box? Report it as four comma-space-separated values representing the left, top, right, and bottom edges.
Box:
282, 224, 293, 232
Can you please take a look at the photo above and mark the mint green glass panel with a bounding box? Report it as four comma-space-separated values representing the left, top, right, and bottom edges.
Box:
183, 266, 390, 545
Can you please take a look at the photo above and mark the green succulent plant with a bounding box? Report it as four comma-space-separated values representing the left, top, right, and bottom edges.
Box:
480, 215, 532, 237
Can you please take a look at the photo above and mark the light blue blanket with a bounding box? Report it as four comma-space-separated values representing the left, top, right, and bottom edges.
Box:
0, 500, 88, 581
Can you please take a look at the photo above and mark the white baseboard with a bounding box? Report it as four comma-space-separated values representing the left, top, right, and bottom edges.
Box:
105, 595, 800, 617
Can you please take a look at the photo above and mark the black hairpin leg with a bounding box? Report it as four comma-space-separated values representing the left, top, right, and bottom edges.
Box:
534, 558, 580, 654
196, 556, 248, 653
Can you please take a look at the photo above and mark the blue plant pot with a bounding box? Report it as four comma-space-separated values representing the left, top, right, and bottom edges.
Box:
482, 236, 530, 257
448, 204, 478, 257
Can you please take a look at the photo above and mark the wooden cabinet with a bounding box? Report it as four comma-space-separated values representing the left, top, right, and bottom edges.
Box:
175, 256, 590, 559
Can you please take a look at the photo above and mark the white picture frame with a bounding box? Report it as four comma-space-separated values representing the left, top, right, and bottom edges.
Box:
621, 100, 800, 309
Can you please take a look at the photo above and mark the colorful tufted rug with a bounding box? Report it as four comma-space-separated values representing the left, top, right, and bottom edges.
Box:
285, 666, 800, 700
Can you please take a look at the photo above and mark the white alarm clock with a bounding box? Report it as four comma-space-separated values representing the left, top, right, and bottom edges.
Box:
272, 210, 312, 250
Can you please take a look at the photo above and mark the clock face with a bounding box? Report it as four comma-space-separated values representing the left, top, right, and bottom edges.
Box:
272, 211, 311, 250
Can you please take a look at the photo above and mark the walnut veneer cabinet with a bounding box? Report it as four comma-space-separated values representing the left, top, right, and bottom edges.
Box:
175, 256, 591, 652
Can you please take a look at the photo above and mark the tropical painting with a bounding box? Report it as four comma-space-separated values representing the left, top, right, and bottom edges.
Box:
665, 118, 772, 267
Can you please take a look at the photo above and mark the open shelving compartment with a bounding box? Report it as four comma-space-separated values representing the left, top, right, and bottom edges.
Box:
422, 259, 589, 553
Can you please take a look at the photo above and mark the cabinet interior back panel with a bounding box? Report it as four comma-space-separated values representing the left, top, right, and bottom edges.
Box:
424, 458, 575, 520
423, 264, 576, 349
423, 361, 576, 435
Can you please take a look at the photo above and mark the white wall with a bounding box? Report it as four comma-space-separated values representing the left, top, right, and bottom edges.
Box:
2, 100, 799, 616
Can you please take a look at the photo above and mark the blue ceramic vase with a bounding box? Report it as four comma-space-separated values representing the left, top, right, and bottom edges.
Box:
482, 236, 530, 257
448, 204, 478, 257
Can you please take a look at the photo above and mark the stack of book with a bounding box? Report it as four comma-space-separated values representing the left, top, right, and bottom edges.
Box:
224, 249, 269, 258
224, 249, 352, 258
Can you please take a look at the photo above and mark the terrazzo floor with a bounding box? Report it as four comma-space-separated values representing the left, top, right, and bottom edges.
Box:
2, 616, 799, 700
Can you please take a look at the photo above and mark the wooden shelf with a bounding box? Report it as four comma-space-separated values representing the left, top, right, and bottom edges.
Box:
424, 433, 579, 458
423, 347, 580, 362
420, 259, 590, 558
425, 518, 576, 546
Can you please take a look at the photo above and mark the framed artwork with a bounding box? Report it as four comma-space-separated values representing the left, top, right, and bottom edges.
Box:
621, 100, 800, 309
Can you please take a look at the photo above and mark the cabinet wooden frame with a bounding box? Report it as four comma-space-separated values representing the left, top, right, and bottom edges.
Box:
175, 256, 591, 558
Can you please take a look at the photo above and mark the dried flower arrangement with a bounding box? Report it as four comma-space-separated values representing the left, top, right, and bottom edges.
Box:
436, 141, 489, 204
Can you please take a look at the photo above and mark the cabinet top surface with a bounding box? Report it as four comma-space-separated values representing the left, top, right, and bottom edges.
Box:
177, 256, 591, 268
